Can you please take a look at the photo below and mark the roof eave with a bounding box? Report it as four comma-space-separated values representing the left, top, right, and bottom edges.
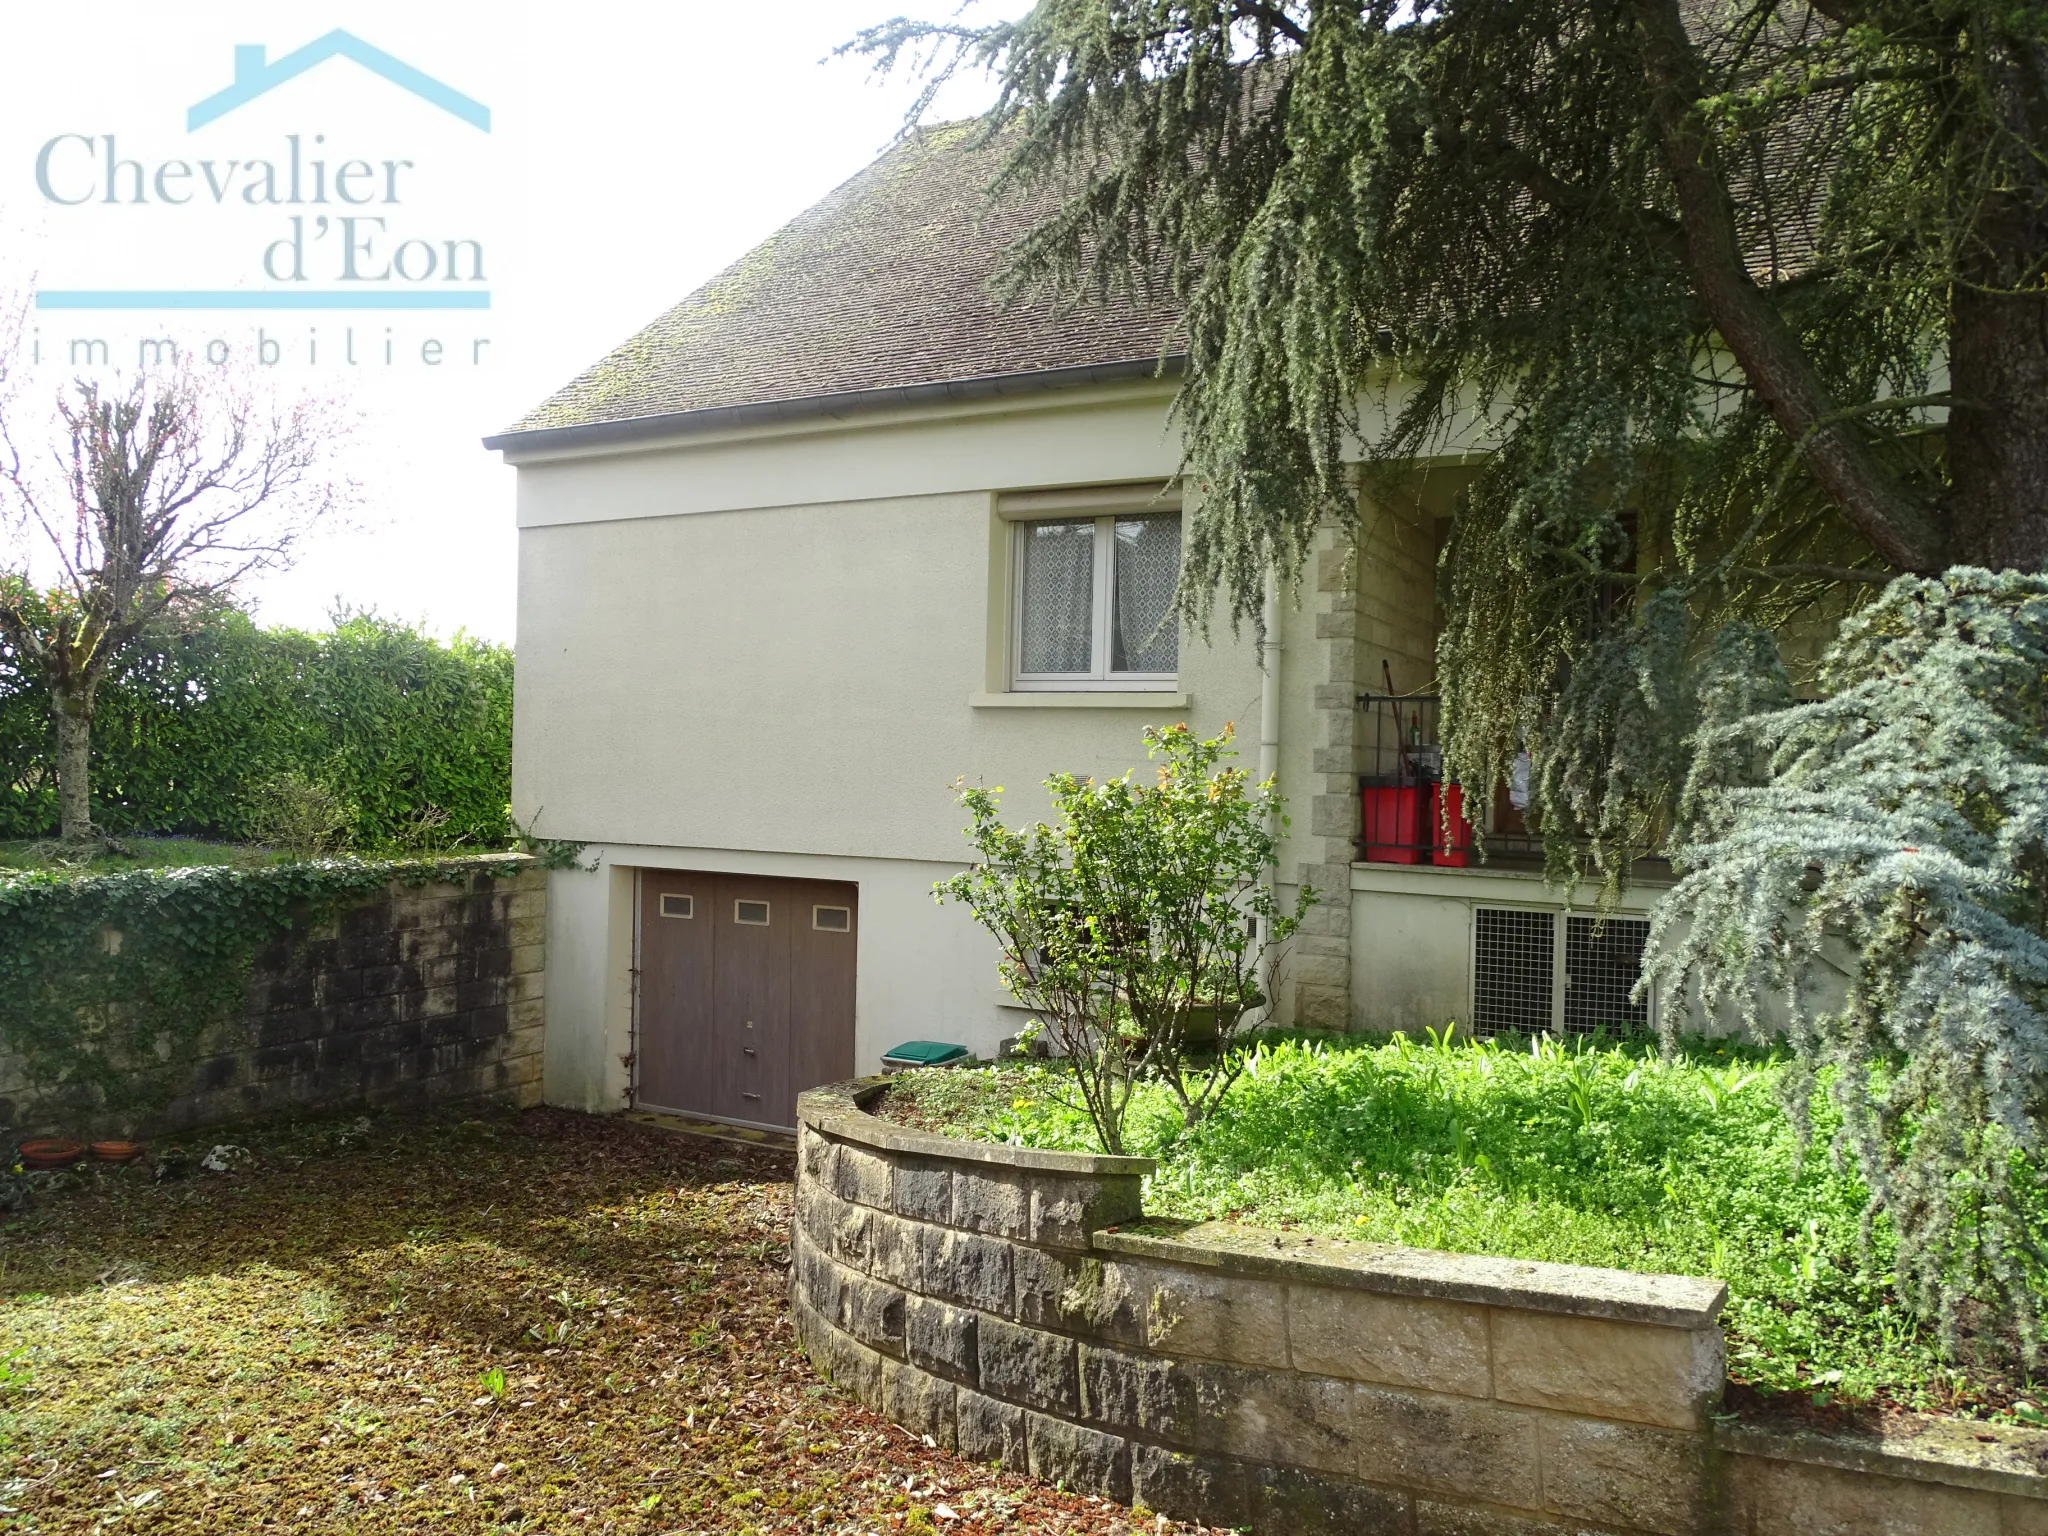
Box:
481, 354, 1188, 457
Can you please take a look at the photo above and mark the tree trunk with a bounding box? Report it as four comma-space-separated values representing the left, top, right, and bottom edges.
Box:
1634, 0, 1948, 574
53, 689, 93, 844
1946, 274, 2048, 571
1943, 46, 2048, 572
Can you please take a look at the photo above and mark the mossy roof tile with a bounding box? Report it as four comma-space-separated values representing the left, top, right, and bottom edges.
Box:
504, 124, 1181, 439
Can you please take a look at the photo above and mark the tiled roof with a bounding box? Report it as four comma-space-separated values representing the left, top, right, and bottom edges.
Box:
502, 123, 1183, 439
502, 39, 1824, 447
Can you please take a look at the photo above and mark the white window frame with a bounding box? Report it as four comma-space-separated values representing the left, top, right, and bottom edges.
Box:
1010, 513, 1180, 692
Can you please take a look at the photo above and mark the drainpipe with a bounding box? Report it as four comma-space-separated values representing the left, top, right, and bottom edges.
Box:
1257, 566, 1282, 1021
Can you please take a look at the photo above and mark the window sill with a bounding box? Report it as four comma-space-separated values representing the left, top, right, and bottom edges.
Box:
969, 691, 1191, 710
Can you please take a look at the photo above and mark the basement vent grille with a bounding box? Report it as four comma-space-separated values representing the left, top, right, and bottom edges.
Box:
1472, 908, 1555, 1036
1564, 916, 1652, 1035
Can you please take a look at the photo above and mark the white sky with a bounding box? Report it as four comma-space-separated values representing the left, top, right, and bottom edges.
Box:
0, 1, 1020, 643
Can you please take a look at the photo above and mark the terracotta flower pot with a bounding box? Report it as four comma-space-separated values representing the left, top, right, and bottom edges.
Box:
90, 1140, 145, 1165
18, 1139, 85, 1170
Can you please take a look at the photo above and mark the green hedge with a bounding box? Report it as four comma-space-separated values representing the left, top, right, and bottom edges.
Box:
0, 609, 513, 848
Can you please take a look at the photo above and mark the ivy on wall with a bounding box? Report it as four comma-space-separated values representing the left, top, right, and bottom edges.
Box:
0, 606, 513, 848
0, 856, 495, 1124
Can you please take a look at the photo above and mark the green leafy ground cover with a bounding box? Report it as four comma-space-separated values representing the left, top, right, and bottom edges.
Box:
879, 1033, 2048, 1421
0, 1106, 1225, 1536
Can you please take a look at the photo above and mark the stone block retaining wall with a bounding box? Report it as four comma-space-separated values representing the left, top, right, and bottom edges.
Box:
794, 1081, 2048, 1536
1, 855, 546, 1139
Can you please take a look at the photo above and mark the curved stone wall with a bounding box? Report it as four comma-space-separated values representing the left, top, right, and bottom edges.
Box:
792, 1081, 2048, 1536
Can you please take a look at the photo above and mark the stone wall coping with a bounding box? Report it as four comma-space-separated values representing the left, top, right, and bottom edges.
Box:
817, 1077, 1727, 1328
1716, 1415, 2048, 1502
409, 851, 539, 877
1094, 1220, 1728, 1329
797, 1080, 1157, 1177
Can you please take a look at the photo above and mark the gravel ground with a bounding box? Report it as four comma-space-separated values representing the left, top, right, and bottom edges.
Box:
0, 1106, 1226, 1536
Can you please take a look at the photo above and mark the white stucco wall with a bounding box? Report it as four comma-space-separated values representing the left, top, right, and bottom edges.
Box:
508, 382, 1324, 1115
1349, 863, 1667, 1036
1346, 863, 1850, 1039
508, 384, 1285, 854
540, 860, 633, 1112
510, 383, 1190, 529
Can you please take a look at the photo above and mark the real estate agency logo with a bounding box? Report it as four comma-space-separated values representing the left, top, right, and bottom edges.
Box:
25, 29, 497, 375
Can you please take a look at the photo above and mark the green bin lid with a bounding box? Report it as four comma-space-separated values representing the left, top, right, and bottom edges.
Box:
881, 1040, 969, 1066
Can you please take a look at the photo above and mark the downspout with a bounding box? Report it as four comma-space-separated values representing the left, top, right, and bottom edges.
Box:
1257, 567, 1282, 1021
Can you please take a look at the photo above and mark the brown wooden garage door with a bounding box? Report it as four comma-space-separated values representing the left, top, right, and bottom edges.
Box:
636, 871, 857, 1129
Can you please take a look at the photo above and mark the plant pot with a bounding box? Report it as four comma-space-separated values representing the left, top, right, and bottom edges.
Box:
18, 1139, 85, 1170
91, 1140, 145, 1165
1176, 1004, 1233, 1046
1130, 996, 1260, 1055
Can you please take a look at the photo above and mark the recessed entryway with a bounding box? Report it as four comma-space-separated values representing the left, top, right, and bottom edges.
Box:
636, 870, 857, 1130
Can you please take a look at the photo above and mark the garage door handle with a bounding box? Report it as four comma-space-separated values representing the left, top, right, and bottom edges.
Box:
743, 1047, 757, 1057
742, 1092, 761, 1101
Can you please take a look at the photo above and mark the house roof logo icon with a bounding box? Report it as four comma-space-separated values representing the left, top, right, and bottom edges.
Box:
187, 30, 490, 132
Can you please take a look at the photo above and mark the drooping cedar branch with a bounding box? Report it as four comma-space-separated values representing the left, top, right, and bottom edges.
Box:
851, 0, 2048, 1363
852, 0, 2046, 814
1635, 0, 1948, 573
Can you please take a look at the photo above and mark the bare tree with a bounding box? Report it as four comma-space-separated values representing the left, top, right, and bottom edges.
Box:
0, 369, 346, 842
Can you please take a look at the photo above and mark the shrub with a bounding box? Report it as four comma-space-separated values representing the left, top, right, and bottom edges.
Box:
937, 723, 1311, 1155
243, 771, 354, 857
0, 604, 512, 849
1653, 569, 2048, 1362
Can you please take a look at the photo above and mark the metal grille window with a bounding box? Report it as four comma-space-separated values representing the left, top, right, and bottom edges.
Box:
1564, 916, 1651, 1035
1013, 513, 1180, 689
1472, 907, 1654, 1036
1472, 908, 1555, 1035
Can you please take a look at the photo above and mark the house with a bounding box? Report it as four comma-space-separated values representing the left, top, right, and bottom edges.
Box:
486, 123, 1665, 1132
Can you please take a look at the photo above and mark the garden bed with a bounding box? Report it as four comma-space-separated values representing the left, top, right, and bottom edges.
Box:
0, 1104, 1228, 1535
874, 1032, 2048, 1424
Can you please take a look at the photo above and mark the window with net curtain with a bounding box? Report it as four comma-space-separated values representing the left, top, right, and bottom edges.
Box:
1015, 513, 1180, 689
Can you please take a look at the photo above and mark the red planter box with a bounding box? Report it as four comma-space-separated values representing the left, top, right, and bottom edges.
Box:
1361, 785, 1427, 864
1429, 783, 1476, 866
